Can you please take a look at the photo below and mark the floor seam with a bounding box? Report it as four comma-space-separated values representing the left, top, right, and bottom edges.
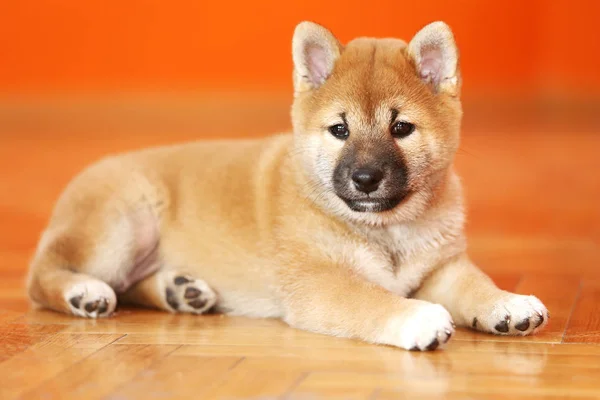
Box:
103, 343, 183, 398
279, 371, 310, 399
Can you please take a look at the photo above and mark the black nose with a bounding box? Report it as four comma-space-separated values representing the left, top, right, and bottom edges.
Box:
351, 168, 384, 194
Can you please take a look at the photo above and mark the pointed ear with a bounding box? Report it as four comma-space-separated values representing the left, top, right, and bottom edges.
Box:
407, 21, 460, 96
292, 21, 342, 93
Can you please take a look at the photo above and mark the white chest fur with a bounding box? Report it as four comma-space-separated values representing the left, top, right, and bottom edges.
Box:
344, 210, 465, 297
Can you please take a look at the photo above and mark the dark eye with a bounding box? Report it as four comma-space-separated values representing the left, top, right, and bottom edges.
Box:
391, 121, 415, 138
328, 124, 349, 140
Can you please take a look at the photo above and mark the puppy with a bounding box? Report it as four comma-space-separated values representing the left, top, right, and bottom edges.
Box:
27, 21, 548, 351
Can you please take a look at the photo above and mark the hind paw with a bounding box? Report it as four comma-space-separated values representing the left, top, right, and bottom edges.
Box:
163, 273, 217, 314
65, 280, 117, 318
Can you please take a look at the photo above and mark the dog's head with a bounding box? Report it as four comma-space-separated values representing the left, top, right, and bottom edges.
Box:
291, 21, 463, 225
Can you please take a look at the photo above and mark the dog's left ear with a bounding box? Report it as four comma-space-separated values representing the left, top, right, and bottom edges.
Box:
407, 22, 460, 96
292, 21, 342, 94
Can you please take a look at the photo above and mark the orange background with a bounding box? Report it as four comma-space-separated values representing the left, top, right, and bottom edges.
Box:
1, 0, 599, 99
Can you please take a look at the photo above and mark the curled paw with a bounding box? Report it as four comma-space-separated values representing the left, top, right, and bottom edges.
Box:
164, 273, 217, 314
65, 280, 116, 318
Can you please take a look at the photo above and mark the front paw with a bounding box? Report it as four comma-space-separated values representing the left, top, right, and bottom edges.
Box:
471, 293, 548, 336
380, 302, 455, 351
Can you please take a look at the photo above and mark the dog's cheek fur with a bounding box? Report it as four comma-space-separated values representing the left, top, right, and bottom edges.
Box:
395, 97, 462, 190
293, 124, 340, 194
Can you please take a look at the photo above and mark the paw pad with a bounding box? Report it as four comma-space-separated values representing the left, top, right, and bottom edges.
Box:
163, 274, 217, 314
71, 295, 111, 317
188, 299, 207, 309
69, 295, 82, 309
65, 281, 116, 318
514, 318, 530, 332
174, 276, 192, 285
534, 312, 545, 328
83, 298, 109, 314
494, 317, 510, 333
472, 294, 549, 336
69, 295, 111, 318
426, 338, 439, 351
408, 327, 451, 352
165, 287, 180, 310
184, 287, 202, 299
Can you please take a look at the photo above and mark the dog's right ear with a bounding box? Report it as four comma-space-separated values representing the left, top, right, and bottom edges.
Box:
292, 21, 342, 94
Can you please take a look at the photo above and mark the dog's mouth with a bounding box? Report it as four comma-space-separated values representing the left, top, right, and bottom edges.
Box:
338, 192, 411, 213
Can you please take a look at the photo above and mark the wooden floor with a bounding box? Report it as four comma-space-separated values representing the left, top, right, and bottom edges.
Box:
1, 96, 600, 399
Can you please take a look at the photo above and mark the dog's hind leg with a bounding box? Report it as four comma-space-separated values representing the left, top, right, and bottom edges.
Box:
27, 206, 162, 318
27, 161, 165, 318
27, 254, 118, 318
120, 270, 217, 314
27, 228, 118, 318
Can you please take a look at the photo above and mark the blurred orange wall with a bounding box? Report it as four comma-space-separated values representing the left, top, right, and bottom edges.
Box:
1, 0, 599, 97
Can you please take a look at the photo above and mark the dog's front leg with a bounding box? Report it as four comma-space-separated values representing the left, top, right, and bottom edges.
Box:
279, 260, 454, 351
413, 255, 549, 335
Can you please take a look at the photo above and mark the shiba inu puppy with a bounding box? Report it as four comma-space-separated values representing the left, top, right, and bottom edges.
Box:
27, 21, 548, 351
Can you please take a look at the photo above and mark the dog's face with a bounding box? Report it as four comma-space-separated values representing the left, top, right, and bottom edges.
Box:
291, 21, 463, 224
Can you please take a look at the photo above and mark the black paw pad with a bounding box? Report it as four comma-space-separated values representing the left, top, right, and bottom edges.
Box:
472, 317, 478, 329
444, 329, 453, 343
188, 299, 207, 309
409, 346, 420, 351
425, 338, 439, 351
534, 313, 545, 328
184, 287, 202, 299
515, 319, 530, 331
69, 295, 83, 309
166, 288, 179, 310
495, 319, 510, 333
174, 276, 192, 286
84, 300, 100, 313
93, 298, 109, 314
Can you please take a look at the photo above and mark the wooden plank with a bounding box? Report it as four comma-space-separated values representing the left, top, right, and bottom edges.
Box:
0, 333, 123, 399
176, 340, 600, 359
213, 342, 600, 380
108, 355, 242, 400
564, 279, 600, 343
291, 370, 600, 399
173, 342, 393, 359
0, 323, 65, 362
201, 359, 306, 400
289, 372, 371, 400
111, 317, 371, 348
21, 344, 178, 400
0, 309, 23, 325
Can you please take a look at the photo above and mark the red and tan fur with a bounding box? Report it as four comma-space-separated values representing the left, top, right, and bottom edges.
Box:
27, 21, 548, 350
